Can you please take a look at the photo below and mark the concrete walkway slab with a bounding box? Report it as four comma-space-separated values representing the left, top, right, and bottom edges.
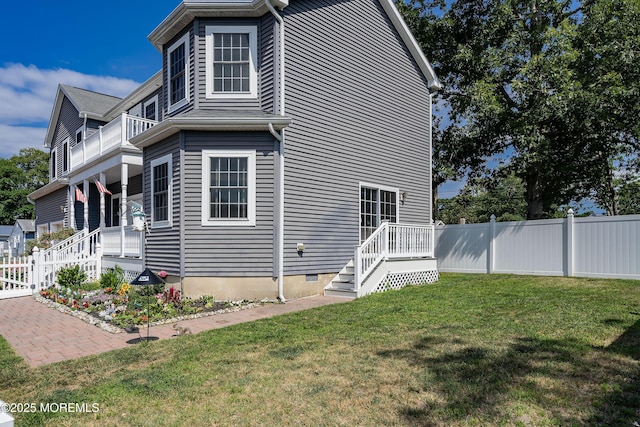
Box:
0, 295, 349, 367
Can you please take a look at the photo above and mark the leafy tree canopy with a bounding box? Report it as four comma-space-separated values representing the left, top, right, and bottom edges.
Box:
399, 0, 640, 218
0, 149, 49, 224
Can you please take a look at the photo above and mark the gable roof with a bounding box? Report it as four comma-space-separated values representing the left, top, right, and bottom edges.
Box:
14, 220, 35, 233
60, 85, 122, 117
43, 85, 123, 148
149, 0, 441, 90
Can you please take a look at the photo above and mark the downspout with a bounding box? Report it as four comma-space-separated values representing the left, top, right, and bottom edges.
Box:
266, 0, 286, 303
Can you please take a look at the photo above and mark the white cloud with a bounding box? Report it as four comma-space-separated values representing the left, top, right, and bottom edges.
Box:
0, 124, 47, 158
0, 63, 140, 158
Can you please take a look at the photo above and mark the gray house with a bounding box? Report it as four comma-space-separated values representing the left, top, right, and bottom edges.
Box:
30, 0, 441, 300
8, 220, 35, 257
0, 225, 12, 257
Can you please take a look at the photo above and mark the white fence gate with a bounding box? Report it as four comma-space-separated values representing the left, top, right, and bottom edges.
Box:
0, 255, 34, 299
0, 230, 102, 300
435, 211, 640, 280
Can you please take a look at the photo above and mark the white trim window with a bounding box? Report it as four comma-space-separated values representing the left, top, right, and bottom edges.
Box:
359, 183, 399, 241
151, 154, 173, 228
167, 33, 190, 112
37, 224, 49, 238
62, 138, 69, 174
50, 147, 57, 181
205, 25, 258, 99
144, 95, 159, 121
202, 150, 256, 226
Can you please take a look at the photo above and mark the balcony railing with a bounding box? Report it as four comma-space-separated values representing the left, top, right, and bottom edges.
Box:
70, 113, 157, 171
101, 226, 144, 258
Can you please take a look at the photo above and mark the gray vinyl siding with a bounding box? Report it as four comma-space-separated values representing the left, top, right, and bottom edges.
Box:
163, 25, 196, 118
51, 97, 82, 179
143, 135, 182, 275
282, 0, 433, 275
193, 16, 274, 111
182, 131, 275, 276
35, 188, 68, 230
82, 119, 107, 145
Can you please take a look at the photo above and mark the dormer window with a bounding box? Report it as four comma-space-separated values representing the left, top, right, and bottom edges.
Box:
167, 33, 190, 112
206, 26, 257, 99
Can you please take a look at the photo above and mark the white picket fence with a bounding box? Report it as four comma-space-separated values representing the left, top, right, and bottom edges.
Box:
0, 231, 102, 299
435, 211, 640, 279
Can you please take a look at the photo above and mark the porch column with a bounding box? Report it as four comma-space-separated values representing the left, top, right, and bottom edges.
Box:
99, 172, 106, 230
83, 178, 89, 232
69, 186, 75, 231
120, 163, 128, 257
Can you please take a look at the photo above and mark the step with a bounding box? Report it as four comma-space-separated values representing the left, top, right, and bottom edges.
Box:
323, 287, 357, 298
329, 279, 354, 290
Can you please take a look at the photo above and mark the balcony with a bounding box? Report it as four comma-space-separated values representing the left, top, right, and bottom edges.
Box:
70, 113, 158, 171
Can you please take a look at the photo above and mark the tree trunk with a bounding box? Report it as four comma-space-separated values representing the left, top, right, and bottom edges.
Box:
526, 172, 545, 219
432, 182, 439, 221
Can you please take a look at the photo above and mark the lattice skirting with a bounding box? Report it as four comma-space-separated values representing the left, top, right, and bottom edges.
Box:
371, 269, 439, 294
101, 267, 141, 284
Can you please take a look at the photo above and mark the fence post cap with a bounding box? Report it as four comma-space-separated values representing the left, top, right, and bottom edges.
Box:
490, 214, 497, 222
32, 246, 39, 253
567, 208, 574, 217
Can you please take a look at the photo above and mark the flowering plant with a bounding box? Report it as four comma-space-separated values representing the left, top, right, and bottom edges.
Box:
158, 270, 168, 279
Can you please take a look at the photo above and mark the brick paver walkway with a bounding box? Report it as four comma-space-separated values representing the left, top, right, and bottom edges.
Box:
0, 294, 348, 367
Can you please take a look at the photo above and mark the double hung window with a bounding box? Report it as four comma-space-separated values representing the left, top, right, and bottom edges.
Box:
167, 33, 190, 111
206, 26, 257, 98
202, 150, 256, 226
151, 154, 173, 228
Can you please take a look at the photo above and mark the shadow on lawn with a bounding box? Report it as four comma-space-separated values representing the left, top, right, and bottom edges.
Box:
377, 327, 640, 426
587, 318, 640, 425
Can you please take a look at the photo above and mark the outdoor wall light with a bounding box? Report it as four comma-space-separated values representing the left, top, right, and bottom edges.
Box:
297, 243, 305, 252
400, 192, 408, 203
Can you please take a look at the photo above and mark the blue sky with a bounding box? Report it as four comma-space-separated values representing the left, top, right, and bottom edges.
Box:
0, 1, 464, 198
0, 1, 178, 158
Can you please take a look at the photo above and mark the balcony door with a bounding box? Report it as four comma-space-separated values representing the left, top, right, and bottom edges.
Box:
360, 184, 398, 242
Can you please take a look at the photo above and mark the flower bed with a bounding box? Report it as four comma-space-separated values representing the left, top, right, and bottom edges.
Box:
38, 284, 264, 333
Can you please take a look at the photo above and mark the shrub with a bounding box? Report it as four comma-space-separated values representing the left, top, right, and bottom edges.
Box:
26, 228, 75, 254
56, 265, 87, 288
100, 266, 124, 290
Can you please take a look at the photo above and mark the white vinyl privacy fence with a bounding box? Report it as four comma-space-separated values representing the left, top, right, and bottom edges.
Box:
435, 211, 640, 280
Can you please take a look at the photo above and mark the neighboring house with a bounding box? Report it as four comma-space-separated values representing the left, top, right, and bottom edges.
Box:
8, 220, 35, 257
0, 225, 12, 257
29, 0, 441, 300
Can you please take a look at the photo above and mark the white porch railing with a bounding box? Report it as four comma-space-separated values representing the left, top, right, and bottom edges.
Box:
354, 223, 434, 291
70, 113, 157, 171
101, 226, 143, 258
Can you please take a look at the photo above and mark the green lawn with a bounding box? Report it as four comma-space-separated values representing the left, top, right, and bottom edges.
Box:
1, 274, 639, 426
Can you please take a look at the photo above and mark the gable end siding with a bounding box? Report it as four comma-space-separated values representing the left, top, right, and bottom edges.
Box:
282, 0, 433, 275
51, 97, 83, 177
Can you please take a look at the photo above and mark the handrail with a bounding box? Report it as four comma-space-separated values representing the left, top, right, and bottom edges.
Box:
354, 222, 435, 291
40, 228, 101, 262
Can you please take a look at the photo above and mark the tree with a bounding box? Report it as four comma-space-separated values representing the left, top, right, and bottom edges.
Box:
0, 149, 49, 224
399, 0, 640, 218
571, 0, 640, 214
437, 172, 527, 224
